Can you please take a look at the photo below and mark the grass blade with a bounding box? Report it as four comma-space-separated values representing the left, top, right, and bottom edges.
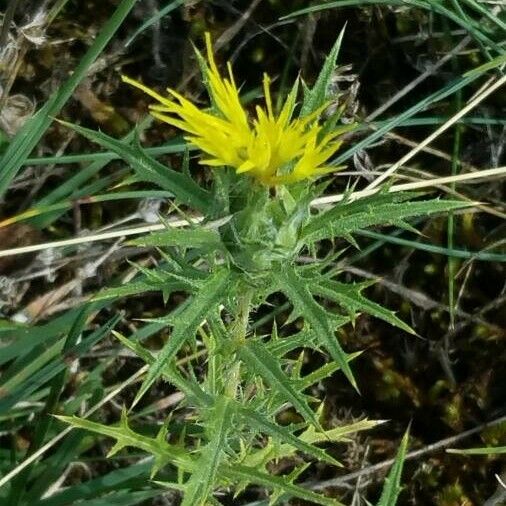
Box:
0, 0, 138, 198
376, 429, 409, 506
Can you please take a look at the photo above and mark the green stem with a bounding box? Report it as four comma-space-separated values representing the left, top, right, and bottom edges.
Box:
225, 289, 254, 398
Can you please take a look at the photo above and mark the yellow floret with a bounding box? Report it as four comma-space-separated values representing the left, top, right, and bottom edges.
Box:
122, 33, 343, 186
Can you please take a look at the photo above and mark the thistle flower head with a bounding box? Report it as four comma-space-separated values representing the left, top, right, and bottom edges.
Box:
122, 34, 343, 186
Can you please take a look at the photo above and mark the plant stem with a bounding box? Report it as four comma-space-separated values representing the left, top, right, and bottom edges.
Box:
225, 289, 253, 398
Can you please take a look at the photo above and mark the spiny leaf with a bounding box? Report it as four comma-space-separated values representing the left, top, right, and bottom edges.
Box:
298, 351, 362, 390
314, 280, 414, 334
93, 279, 187, 301
130, 228, 223, 250
112, 331, 212, 407
57, 121, 211, 212
377, 429, 409, 506
303, 193, 468, 243
224, 464, 343, 506
238, 339, 322, 430
132, 268, 231, 408
300, 26, 345, 117
237, 404, 341, 467
55, 410, 193, 474
274, 266, 357, 390
181, 397, 232, 506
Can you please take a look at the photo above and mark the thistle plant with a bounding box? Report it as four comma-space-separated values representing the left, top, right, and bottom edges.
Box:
57, 32, 466, 505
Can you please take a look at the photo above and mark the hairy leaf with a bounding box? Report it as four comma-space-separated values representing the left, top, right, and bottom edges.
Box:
314, 280, 414, 333
181, 397, 232, 506
274, 266, 357, 389
132, 268, 231, 407
238, 339, 321, 429
303, 193, 468, 243
224, 464, 343, 506
58, 121, 211, 212
300, 27, 345, 117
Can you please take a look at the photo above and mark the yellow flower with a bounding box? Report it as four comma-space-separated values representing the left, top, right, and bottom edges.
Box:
122, 34, 343, 186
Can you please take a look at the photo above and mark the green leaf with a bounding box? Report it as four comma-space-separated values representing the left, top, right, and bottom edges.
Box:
181, 397, 232, 506
224, 464, 342, 506
300, 27, 345, 117
28, 119, 154, 229
130, 228, 223, 250
55, 408, 193, 474
298, 351, 362, 390
303, 193, 468, 243
132, 268, 231, 407
239, 339, 321, 428
237, 404, 341, 467
274, 266, 357, 389
377, 429, 409, 506
57, 121, 211, 212
113, 331, 212, 407
314, 280, 414, 333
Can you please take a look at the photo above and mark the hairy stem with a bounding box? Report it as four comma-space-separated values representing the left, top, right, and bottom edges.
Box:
225, 288, 253, 398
